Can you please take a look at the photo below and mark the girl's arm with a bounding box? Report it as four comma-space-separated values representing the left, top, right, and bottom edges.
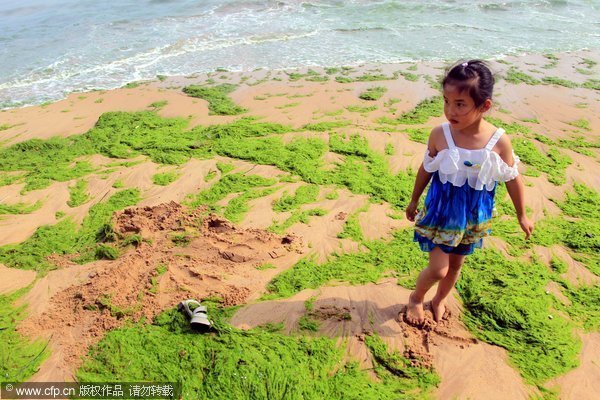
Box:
406, 164, 432, 221
406, 128, 440, 221
497, 136, 534, 239
505, 176, 533, 239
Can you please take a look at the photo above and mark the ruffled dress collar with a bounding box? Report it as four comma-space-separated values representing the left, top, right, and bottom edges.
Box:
423, 123, 520, 191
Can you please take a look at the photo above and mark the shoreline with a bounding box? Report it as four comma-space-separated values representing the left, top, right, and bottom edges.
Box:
1, 48, 598, 112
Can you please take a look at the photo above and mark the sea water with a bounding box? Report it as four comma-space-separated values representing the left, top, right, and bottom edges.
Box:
1, 0, 598, 107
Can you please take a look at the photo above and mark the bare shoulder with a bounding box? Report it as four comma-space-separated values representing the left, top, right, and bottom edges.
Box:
494, 132, 516, 165
427, 125, 446, 155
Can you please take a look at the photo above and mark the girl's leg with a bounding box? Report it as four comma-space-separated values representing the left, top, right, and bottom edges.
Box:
406, 247, 449, 324
431, 253, 466, 322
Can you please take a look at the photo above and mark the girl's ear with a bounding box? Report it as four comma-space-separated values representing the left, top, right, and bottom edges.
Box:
480, 99, 492, 113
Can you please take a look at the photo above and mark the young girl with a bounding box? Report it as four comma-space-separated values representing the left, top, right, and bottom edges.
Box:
405, 60, 534, 325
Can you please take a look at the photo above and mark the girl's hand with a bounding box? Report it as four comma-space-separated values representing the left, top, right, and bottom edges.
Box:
406, 201, 419, 222
518, 215, 534, 240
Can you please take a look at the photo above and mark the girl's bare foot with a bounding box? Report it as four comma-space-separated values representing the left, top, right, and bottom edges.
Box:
406, 292, 424, 325
431, 296, 446, 323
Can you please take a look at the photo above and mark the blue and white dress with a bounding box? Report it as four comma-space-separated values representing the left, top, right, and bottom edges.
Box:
414, 122, 520, 255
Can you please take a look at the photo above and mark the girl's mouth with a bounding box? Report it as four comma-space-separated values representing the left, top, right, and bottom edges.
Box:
449, 119, 459, 124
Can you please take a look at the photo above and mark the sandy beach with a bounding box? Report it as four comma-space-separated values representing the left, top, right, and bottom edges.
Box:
1, 50, 599, 399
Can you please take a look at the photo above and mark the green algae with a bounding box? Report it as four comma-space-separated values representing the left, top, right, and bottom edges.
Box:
204, 170, 217, 182
273, 185, 320, 212
557, 183, 599, 219
187, 172, 279, 222
269, 208, 327, 234
567, 118, 591, 131
364, 333, 439, 390
541, 77, 579, 88
170, 232, 192, 247
581, 79, 600, 90
423, 75, 441, 90
398, 72, 419, 82
335, 76, 354, 83
0, 172, 24, 187
121, 234, 144, 248
224, 186, 279, 223
201, 116, 292, 139
216, 162, 235, 174
123, 81, 143, 89
306, 75, 329, 82
216, 136, 328, 185
303, 120, 351, 131
77, 306, 436, 400
182, 84, 246, 115
265, 229, 425, 299
359, 86, 387, 101
0, 112, 291, 193
1, 287, 49, 381
539, 184, 600, 276
385, 143, 394, 155
511, 138, 571, 185
346, 105, 377, 113
337, 204, 368, 243
457, 249, 580, 384
334, 73, 394, 84
298, 299, 320, 332
505, 67, 541, 85
0, 137, 96, 192
328, 134, 415, 209
0, 189, 140, 273
256, 263, 276, 271
95, 244, 119, 260
575, 68, 594, 76
67, 179, 90, 207
148, 100, 168, 111
541, 54, 559, 69
580, 58, 597, 69
90, 112, 199, 164
549, 257, 568, 274
188, 173, 276, 208
560, 283, 600, 331
325, 190, 339, 200
558, 135, 600, 156
276, 102, 300, 109
323, 109, 344, 117
380, 97, 443, 125
485, 117, 532, 137
404, 128, 430, 144
487, 116, 598, 157
152, 172, 180, 186
522, 118, 540, 124
0, 200, 42, 215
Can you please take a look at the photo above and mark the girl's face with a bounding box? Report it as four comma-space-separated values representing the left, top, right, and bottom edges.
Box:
443, 84, 490, 130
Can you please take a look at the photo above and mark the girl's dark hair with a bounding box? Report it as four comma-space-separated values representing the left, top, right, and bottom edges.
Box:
442, 60, 494, 107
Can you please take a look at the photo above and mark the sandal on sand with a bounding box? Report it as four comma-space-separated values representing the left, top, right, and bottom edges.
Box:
178, 299, 212, 332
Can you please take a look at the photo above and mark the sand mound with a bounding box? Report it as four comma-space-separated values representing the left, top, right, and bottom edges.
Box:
21, 202, 303, 381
